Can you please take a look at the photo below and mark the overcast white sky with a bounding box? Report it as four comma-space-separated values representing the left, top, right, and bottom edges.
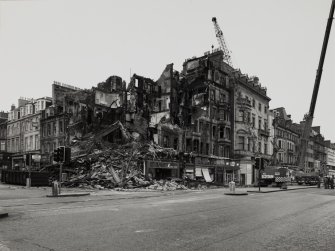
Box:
0, 0, 334, 140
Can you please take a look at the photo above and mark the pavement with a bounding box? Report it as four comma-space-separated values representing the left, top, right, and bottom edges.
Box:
0, 182, 318, 201
46, 192, 91, 198
246, 184, 318, 193
1, 184, 335, 251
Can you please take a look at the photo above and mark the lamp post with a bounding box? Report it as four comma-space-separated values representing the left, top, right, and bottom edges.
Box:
255, 152, 262, 192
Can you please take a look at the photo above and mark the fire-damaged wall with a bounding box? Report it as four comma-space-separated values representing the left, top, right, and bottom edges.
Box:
62, 76, 126, 142
125, 65, 183, 145
52, 81, 82, 110
181, 50, 234, 159
176, 50, 238, 184
126, 74, 156, 140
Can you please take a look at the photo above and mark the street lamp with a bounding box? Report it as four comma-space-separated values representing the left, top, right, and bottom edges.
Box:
255, 152, 261, 192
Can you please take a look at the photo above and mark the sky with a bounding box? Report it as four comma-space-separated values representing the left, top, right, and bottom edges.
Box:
0, 0, 334, 140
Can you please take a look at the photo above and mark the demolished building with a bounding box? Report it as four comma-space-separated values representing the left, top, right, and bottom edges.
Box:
180, 49, 238, 184
126, 66, 183, 180
63, 76, 126, 143
38, 50, 272, 187
40, 78, 127, 165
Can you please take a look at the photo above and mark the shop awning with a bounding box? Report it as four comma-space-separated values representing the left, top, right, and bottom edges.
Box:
202, 168, 213, 183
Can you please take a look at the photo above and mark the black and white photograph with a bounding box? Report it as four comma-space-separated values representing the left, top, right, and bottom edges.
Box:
0, 0, 335, 250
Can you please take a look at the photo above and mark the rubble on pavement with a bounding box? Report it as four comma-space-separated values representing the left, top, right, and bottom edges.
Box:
61, 124, 189, 191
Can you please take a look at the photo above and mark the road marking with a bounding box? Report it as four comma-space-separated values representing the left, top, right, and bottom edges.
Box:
18, 204, 120, 217
151, 194, 225, 206
135, 229, 155, 233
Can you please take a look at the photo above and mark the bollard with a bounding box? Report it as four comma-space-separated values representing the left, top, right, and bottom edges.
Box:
52, 181, 60, 196
26, 178, 31, 188
229, 181, 236, 193
281, 182, 287, 190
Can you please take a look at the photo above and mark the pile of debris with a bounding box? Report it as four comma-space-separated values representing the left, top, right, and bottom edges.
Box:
62, 135, 187, 191
146, 179, 188, 191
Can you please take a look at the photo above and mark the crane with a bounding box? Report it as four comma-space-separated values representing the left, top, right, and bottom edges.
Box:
212, 17, 233, 66
297, 0, 335, 173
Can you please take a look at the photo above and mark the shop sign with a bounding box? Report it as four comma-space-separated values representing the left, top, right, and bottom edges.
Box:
32, 154, 41, 161
223, 161, 240, 168
148, 161, 178, 169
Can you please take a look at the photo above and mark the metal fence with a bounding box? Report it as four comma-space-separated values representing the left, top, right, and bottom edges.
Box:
1, 170, 51, 186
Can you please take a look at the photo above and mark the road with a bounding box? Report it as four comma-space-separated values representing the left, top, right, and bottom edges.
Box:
1, 187, 335, 251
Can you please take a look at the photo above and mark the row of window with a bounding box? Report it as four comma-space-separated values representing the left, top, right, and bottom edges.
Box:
277, 139, 295, 151
41, 140, 64, 154
209, 89, 228, 103
8, 100, 47, 121
7, 135, 39, 153
185, 138, 230, 158
237, 136, 268, 154
239, 111, 268, 130
6, 123, 20, 136
7, 120, 39, 136
161, 134, 230, 158
276, 129, 298, 142
42, 120, 64, 137
211, 108, 230, 121
277, 152, 296, 164
245, 95, 268, 114
197, 121, 231, 140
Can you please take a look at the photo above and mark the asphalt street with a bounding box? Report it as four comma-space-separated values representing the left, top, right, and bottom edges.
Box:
1, 187, 335, 251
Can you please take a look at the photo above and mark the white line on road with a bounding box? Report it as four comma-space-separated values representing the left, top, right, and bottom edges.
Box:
135, 229, 155, 233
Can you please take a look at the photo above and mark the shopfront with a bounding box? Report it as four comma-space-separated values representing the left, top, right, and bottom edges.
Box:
144, 160, 180, 179
11, 155, 25, 170
10, 152, 42, 171
183, 157, 240, 184
194, 164, 216, 182
215, 159, 240, 185
0, 152, 11, 168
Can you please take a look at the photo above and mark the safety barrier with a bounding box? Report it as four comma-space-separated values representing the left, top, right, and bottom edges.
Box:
1, 170, 51, 186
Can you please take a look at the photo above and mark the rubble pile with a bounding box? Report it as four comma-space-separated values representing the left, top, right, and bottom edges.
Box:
63, 137, 188, 191
146, 179, 188, 191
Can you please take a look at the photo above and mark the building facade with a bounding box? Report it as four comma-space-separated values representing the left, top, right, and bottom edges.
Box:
325, 141, 335, 176
0, 111, 8, 152
271, 107, 300, 169
6, 97, 52, 169
40, 106, 69, 164
232, 72, 271, 185
311, 126, 327, 173
0, 111, 10, 170
181, 50, 237, 184
126, 66, 183, 180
